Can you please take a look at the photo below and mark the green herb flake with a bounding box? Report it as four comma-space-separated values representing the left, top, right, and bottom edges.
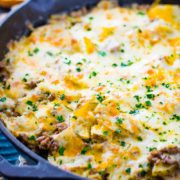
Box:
120, 141, 126, 147
63, 58, 71, 65
56, 115, 65, 123
26, 100, 38, 112
125, 168, 131, 174
112, 63, 118, 67
170, 114, 180, 121
89, 71, 97, 78
129, 109, 139, 115
146, 94, 155, 99
121, 60, 133, 67
81, 146, 90, 155
96, 94, 105, 103
28, 135, 36, 141
162, 83, 170, 89
103, 131, 109, 136
137, 136, 143, 141
76, 67, 81, 72
145, 100, 152, 107
137, 11, 145, 16
87, 162, 92, 169
116, 117, 124, 124
58, 146, 65, 156
98, 51, 107, 57
0, 97, 6, 102
115, 129, 121, 134
60, 94, 65, 100
134, 95, 140, 102
59, 159, 63, 165
46, 51, 53, 56
149, 147, 156, 152
33, 48, 40, 54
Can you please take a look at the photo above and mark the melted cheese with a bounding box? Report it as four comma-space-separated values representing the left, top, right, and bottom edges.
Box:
0, 1, 180, 179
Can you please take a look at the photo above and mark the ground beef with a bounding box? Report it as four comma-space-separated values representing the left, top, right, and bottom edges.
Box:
148, 146, 180, 166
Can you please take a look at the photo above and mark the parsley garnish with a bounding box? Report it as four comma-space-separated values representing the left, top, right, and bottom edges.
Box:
137, 11, 145, 15
121, 60, 133, 67
125, 168, 131, 174
56, 115, 65, 122
46, 51, 53, 56
63, 58, 71, 65
89, 71, 97, 78
87, 162, 92, 169
116, 117, 124, 124
26, 101, 38, 111
103, 131, 108, 136
112, 63, 118, 67
58, 146, 65, 156
81, 146, 90, 155
98, 51, 107, 57
120, 141, 126, 147
60, 94, 65, 100
33, 48, 39, 54
145, 100, 152, 107
146, 94, 155, 99
96, 94, 105, 103
0, 97, 6, 102
129, 109, 139, 115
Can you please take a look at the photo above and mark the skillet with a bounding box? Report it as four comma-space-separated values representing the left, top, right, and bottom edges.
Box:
0, 0, 179, 179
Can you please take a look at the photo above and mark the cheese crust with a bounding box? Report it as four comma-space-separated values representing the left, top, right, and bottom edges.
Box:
0, 1, 180, 179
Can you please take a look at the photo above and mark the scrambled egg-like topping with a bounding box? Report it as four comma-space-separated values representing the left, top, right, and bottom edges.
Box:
0, 1, 180, 179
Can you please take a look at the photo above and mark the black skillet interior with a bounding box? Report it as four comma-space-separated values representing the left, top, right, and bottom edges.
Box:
0, 0, 179, 179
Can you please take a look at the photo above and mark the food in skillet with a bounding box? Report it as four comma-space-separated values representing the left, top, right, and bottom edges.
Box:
0, 1, 180, 179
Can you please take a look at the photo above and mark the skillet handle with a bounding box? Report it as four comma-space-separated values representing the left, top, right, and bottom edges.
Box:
0, 154, 77, 179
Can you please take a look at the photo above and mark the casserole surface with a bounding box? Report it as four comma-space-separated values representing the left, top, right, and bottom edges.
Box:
0, 1, 180, 179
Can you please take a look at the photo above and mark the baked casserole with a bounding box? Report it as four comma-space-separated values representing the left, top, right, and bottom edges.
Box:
0, 1, 180, 179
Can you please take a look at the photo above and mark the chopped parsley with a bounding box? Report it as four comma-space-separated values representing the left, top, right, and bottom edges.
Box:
116, 117, 124, 124
63, 58, 71, 65
112, 63, 118, 67
146, 94, 155, 99
134, 95, 140, 102
149, 147, 157, 152
81, 146, 90, 155
26, 101, 38, 112
60, 94, 65, 100
145, 100, 152, 107
120, 141, 126, 147
87, 162, 92, 169
96, 94, 105, 103
58, 146, 65, 156
170, 114, 180, 121
121, 60, 133, 67
135, 103, 145, 109
56, 115, 65, 122
89, 71, 97, 78
103, 131, 109, 136
137, 136, 143, 141
0, 97, 6, 102
125, 168, 131, 174
129, 109, 139, 115
115, 129, 122, 134
33, 48, 39, 54
162, 83, 170, 89
46, 51, 53, 56
98, 51, 107, 57
76, 67, 81, 72
137, 11, 145, 15
28, 135, 36, 141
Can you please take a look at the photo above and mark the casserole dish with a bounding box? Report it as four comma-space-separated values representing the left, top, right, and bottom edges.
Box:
0, 0, 179, 179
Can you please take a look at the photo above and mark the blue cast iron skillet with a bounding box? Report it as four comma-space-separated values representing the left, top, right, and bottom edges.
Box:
0, 0, 179, 179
